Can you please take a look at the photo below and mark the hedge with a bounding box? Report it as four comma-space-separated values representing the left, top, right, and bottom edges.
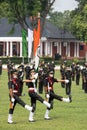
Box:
0, 56, 85, 66
0, 57, 28, 64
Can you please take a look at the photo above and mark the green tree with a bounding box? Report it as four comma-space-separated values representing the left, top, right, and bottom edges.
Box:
70, 0, 87, 42
0, 1, 9, 18
48, 10, 71, 31
0, 0, 55, 36
48, 11, 64, 29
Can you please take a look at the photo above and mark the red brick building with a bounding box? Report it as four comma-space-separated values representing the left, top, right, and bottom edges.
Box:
0, 18, 86, 59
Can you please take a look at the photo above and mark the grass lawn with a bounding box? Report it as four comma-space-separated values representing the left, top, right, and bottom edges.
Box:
0, 69, 87, 130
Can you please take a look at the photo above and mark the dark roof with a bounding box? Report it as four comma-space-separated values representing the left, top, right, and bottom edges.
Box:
0, 18, 21, 37
0, 18, 76, 39
43, 21, 76, 39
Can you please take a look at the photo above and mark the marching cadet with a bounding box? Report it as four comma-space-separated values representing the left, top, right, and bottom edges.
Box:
23, 68, 51, 122
65, 66, 72, 95
0, 60, 2, 76
81, 64, 86, 90
18, 62, 25, 72
47, 61, 55, 77
38, 61, 45, 94
49, 61, 55, 74
43, 63, 50, 78
71, 62, 76, 81
60, 62, 66, 88
17, 67, 24, 96
82, 63, 87, 93
25, 63, 31, 88
43, 70, 72, 120
17, 63, 25, 95
7, 60, 12, 81
75, 63, 81, 85
38, 66, 44, 94
8, 70, 32, 124
25, 63, 31, 81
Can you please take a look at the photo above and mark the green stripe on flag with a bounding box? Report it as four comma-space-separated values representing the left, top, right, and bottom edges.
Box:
22, 29, 28, 57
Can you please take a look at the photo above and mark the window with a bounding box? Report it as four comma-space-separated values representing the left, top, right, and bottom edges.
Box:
53, 42, 57, 46
80, 45, 84, 50
13, 44, 17, 55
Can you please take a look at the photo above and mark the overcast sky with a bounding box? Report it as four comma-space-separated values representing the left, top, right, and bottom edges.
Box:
53, 0, 78, 12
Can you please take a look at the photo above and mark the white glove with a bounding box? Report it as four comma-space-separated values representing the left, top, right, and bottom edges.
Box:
34, 73, 38, 79
46, 94, 50, 99
34, 88, 37, 93
11, 97, 15, 103
65, 79, 69, 83
32, 79, 36, 83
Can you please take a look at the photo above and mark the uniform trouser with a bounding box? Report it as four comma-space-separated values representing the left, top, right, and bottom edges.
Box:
9, 94, 26, 114
18, 81, 23, 95
76, 74, 80, 85
8, 71, 11, 81
66, 82, 71, 95
0, 66, 2, 75
61, 76, 65, 88
29, 91, 44, 112
82, 80, 85, 90
72, 73, 75, 81
84, 82, 87, 93
48, 91, 63, 110
38, 80, 43, 94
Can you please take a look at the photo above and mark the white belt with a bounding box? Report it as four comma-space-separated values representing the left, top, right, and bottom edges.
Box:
28, 88, 34, 91
13, 90, 18, 93
48, 87, 52, 90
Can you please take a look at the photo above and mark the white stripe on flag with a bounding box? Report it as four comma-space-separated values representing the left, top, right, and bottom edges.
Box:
34, 46, 40, 70
35, 54, 39, 70
28, 28, 33, 58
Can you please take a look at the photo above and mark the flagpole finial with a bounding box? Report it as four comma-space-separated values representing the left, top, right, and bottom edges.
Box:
38, 12, 40, 18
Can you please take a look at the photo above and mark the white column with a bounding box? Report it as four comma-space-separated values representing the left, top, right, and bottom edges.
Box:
10, 42, 12, 57
77, 43, 79, 57
45, 42, 48, 56
59, 42, 61, 55
74, 42, 77, 57
66, 43, 67, 56
85, 51, 87, 62
3, 42, 6, 56
40, 42, 42, 57
67, 43, 70, 57
17, 42, 19, 56
6, 41, 9, 56
57, 42, 59, 53
48, 42, 51, 56
69, 43, 70, 57
50, 42, 52, 57
20, 42, 22, 57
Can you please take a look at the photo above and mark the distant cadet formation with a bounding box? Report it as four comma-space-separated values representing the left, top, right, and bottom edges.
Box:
60, 61, 87, 94
6, 59, 87, 124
